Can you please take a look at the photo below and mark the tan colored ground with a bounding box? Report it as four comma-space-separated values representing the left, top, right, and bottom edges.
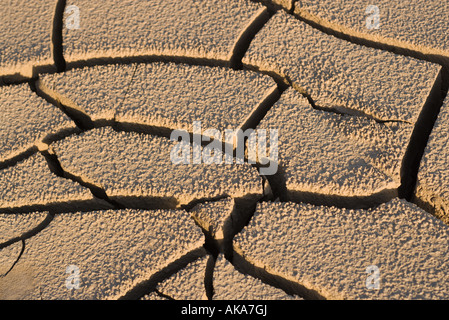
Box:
1, 0, 449, 300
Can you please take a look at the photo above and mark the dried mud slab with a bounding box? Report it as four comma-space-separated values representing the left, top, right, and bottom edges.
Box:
52, 127, 263, 209
142, 255, 210, 300
39, 63, 277, 133
234, 199, 449, 299
0, 154, 107, 213
296, 0, 449, 63
243, 11, 440, 123
63, 0, 267, 64
213, 255, 300, 300
258, 89, 410, 207
415, 96, 449, 223
0, 84, 77, 165
0, 0, 57, 81
0, 209, 206, 300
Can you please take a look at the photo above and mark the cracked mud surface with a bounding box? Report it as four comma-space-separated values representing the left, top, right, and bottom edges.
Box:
1, 0, 449, 300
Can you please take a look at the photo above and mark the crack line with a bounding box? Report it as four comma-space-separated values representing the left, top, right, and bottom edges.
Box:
231, 245, 327, 300
117, 247, 207, 300
0, 213, 54, 250
51, 0, 67, 73
230, 7, 273, 69
1, 239, 25, 277
39, 148, 124, 210
154, 289, 175, 300
399, 67, 449, 201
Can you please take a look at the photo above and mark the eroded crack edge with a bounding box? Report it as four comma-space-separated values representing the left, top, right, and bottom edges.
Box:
399, 67, 449, 201
245, 0, 444, 125
2, 52, 407, 126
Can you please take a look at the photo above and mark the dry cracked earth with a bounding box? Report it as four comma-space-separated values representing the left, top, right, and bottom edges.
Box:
0, 0, 449, 300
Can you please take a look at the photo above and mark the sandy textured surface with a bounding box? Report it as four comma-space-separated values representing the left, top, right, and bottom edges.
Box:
40, 63, 277, 132
234, 199, 449, 299
243, 11, 440, 123
0, 209, 205, 300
